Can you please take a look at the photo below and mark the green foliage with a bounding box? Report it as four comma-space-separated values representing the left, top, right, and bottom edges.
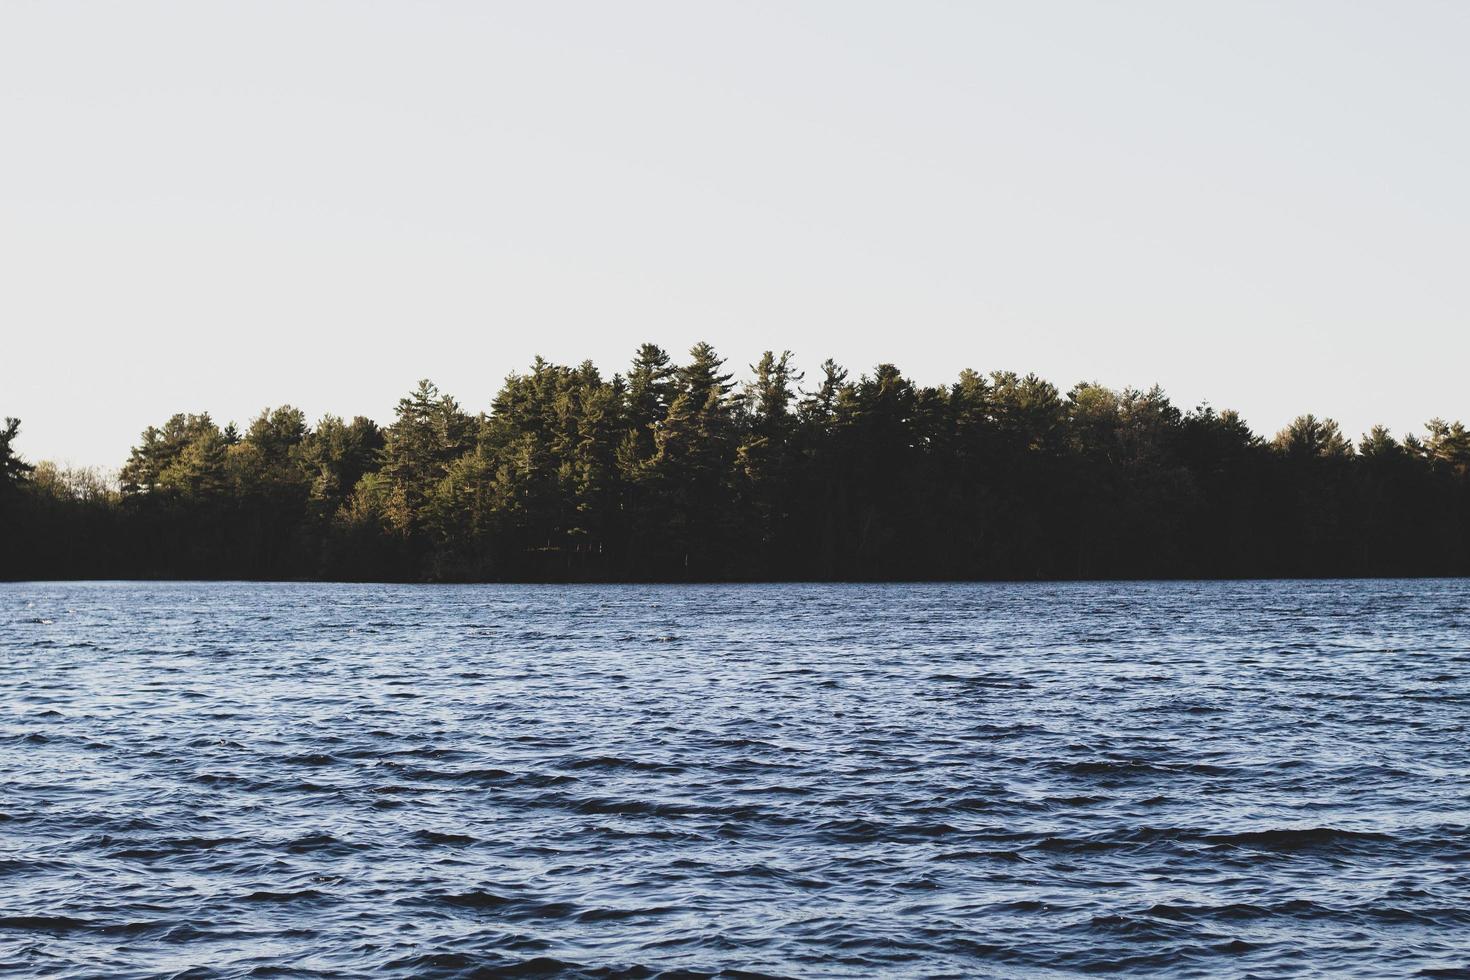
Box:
229, 406, 309, 498
9, 347, 1470, 582
30, 462, 118, 502
1274, 414, 1352, 459
379, 380, 474, 537
1421, 419, 1470, 476
120, 413, 230, 499
297, 415, 383, 514
0, 418, 33, 493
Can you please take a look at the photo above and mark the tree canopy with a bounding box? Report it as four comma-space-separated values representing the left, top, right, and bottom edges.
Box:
5, 345, 1470, 581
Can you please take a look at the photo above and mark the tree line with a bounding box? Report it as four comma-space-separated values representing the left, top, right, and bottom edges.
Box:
4, 343, 1470, 581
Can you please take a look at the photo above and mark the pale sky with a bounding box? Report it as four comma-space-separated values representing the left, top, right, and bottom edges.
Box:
3, 1, 1468, 468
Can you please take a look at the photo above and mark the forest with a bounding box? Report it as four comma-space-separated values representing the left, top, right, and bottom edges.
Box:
4, 343, 1470, 582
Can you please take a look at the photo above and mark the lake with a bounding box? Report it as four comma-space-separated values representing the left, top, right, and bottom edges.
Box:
2, 580, 1468, 977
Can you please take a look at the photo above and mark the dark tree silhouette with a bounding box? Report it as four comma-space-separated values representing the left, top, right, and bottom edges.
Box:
6, 346, 1470, 582
0, 417, 32, 492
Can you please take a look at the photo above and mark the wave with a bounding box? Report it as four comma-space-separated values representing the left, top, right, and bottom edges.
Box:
4, 579, 1468, 978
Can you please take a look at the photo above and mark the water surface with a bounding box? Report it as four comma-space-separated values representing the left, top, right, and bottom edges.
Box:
2, 580, 1468, 977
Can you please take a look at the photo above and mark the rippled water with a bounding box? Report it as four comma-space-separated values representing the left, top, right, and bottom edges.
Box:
3, 581, 1470, 978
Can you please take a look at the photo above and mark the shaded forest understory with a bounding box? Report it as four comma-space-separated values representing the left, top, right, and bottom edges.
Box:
5, 344, 1470, 582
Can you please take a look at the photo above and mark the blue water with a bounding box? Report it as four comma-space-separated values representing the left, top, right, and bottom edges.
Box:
2, 581, 1468, 978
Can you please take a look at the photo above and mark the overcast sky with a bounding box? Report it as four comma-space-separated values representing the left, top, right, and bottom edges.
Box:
3, 1, 1468, 467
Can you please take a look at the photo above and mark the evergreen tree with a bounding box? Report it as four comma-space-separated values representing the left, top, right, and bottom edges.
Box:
10, 346, 1470, 583
0, 418, 33, 494
120, 413, 230, 500
298, 415, 384, 515
378, 380, 473, 537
